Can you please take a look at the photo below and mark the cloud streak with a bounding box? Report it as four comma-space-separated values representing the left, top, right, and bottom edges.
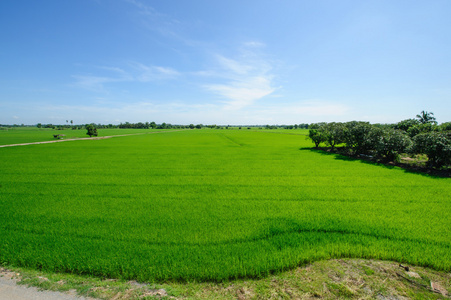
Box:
202, 44, 277, 109
72, 63, 180, 91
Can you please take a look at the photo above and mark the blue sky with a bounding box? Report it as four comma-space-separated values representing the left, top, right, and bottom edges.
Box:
1, 0, 450, 125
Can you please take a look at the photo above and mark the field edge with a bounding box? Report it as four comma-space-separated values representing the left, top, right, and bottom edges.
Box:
1, 258, 450, 299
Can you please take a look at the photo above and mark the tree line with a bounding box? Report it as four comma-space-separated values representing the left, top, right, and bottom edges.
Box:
307, 111, 451, 168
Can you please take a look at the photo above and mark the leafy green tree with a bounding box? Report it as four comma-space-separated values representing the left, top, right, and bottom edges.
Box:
407, 123, 439, 138
394, 119, 420, 132
416, 111, 437, 125
374, 129, 412, 161
439, 122, 451, 131
412, 132, 451, 167
322, 122, 346, 150
343, 121, 373, 154
307, 123, 327, 148
86, 124, 98, 137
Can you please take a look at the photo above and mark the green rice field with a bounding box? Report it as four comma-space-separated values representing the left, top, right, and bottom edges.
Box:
0, 127, 163, 145
0, 129, 450, 281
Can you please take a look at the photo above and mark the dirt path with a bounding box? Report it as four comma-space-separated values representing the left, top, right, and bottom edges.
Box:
0, 270, 94, 300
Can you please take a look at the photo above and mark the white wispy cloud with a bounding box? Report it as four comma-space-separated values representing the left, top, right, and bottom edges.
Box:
125, 0, 187, 42
131, 63, 180, 81
72, 63, 180, 91
215, 55, 254, 75
201, 43, 277, 110
206, 76, 275, 110
243, 41, 266, 48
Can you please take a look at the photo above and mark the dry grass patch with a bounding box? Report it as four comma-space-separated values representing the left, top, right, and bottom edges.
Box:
5, 259, 448, 299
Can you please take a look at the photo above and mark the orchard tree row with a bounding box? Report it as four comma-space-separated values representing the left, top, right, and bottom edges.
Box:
308, 111, 451, 168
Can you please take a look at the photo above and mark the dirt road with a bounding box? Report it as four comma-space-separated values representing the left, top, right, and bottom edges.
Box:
0, 273, 93, 300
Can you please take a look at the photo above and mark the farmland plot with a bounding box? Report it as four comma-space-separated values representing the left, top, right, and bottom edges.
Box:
0, 130, 450, 281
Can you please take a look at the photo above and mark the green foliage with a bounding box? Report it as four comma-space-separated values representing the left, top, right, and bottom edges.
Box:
439, 122, 451, 131
0, 130, 450, 282
373, 128, 412, 161
407, 123, 439, 138
308, 123, 327, 147
86, 124, 98, 137
306, 113, 449, 168
412, 131, 451, 167
416, 111, 437, 125
322, 122, 347, 150
394, 119, 420, 132
343, 121, 373, 154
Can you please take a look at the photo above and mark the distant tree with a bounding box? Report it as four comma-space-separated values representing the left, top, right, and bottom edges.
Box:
195, 124, 202, 129
416, 111, 437, 125
394, 119, 420, 132
37, 123, 42, 128
439, 122, 451, 131
407, 123, 439, 138
70, 120, 73, 125
86, 124, 98, 137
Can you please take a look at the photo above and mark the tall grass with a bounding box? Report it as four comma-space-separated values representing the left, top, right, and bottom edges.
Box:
0, 130, 449, 281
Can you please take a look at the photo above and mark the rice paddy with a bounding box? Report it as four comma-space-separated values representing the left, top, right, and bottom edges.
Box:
0, 129, 450, 281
